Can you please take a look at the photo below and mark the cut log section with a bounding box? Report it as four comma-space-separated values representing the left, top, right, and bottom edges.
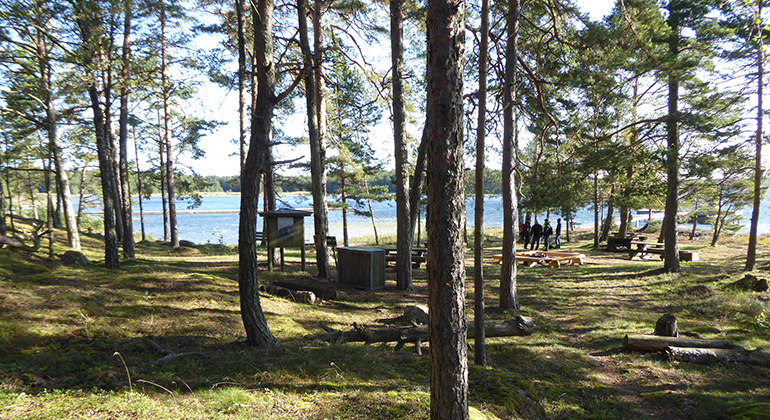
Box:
307, 316, 535, 351
623, 334, 742, 352
667, 346, 770, 367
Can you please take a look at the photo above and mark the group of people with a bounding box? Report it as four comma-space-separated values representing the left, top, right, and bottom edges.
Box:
519, 217, 562, 251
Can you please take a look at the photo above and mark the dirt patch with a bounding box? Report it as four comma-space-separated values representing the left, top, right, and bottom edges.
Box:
683, 285, 713, 299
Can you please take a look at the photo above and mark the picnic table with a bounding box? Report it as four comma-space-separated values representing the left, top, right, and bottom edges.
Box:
629, 241, 665, 260
379, 246, 429, 267
492, 251, 586, 268
628, 241, 701, 262
607, 233, 647, 251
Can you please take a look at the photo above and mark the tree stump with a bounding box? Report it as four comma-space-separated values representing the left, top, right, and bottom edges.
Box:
654, 313, 679, 337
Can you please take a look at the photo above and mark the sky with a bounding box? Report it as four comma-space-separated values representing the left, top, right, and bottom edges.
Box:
181, 0, 616, 177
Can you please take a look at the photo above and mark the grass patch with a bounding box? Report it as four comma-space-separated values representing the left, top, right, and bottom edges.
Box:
0, 222, 769, 418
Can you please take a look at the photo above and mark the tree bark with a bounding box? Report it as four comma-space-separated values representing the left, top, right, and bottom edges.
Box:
391, 0, 412, 291
102, 55, 124, 244
118, 0, 135, 258
426, 0, 468, 417
72, 0, 120, 269
745, 2, 763, 271
87, 82, 120, 269
238, 0, 278, 348
473, 0, 489, 366
500, 0, 520, 310
298, 0, 331, 278
409, 129, 427, 241
36, 25, 80, 251
663, 2, 681, 273
600, 197, 614, 243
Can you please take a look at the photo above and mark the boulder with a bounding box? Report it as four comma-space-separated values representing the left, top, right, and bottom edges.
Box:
404, 304, 429, 325
179, 240, 196, 247
295, 290, 317, 304
61, 250, 90, 267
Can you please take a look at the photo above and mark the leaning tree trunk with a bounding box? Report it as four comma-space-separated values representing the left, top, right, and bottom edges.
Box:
88, 84, 120, 269
36, 26, 80, 250
72, 2, 120, 269
499, 0, 519, 311
425, 0, 468, 418
298, 0, 331, 278
409, 129, 427, 242
600, 197, 614, 243
238, 0, 278, 348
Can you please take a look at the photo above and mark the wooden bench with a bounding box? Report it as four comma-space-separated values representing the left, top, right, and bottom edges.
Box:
493, 251, 586, 268
629, 241, 665, 260
607, 233, 646, 251
380, 246, 428, 268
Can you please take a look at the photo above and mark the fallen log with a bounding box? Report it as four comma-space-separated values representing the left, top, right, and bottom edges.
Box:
623, 333, 743, 352
306, 316, 535, 349
667, 346, 770, 367
1, 216, 50, 252
0, 231, 50, 252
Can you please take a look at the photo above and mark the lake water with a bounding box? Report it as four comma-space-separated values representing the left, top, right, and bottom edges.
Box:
118, 195, 770, 246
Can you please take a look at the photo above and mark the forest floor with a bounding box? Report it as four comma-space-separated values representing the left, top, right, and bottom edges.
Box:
1, 222, 769, 419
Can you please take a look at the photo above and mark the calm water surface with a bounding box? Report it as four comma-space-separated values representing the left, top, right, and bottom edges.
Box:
115, 195, 770, 246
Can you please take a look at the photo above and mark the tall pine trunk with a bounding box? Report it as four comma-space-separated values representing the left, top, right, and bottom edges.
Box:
746, 1, 763, 271
118, 0, 135, 258
160, 0, 179, 248
426, 0, 468, 418
663, 3, 681, 273
391, 0, 412, 290
499, 0, 519, 310
298, 0, 331, 278
239, 0, 278, 347
473, 0, 489, 366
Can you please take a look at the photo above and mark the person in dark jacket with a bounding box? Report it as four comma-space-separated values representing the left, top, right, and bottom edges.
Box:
555, 218, 562, 249
520, 220, 531, 249
542, 219, 553, 251
530, 219, 543, 250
